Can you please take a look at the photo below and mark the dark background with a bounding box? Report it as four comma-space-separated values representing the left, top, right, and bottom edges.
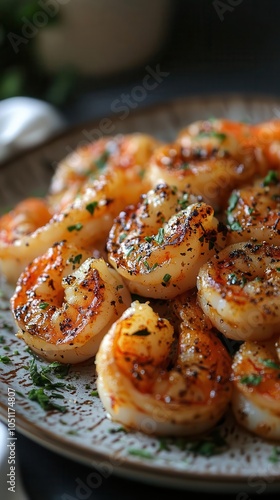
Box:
2, 1, 280, 498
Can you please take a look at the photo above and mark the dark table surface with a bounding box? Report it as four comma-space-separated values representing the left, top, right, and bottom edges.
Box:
3, 1, 280, 498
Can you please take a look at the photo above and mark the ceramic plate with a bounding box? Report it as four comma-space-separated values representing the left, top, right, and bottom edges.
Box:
0, 94, 280, 493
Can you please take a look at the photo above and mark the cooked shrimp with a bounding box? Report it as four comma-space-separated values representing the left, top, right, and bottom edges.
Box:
251, 119, 280, 173
0, 164, 152, 284
95, 297, 232, 436
0, 197, 52, 245
107, 183, 228, 299
197, 241, 280, 342
232, 336, 280, 440
177, 118, 253, 152
48, 133, 159, 213
10, 241, 131, 364
226, 170, 280, 245
147, 135, 256, 212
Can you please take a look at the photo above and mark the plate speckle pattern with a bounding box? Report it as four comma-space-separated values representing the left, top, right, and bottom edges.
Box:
0, 95, 280, 491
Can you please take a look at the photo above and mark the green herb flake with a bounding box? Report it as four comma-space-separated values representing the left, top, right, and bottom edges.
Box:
227, 192, 239, 213
95, 150, 110, 170
240, 374, 262, 386
90, 390, 99, 397
259, 358, 280, 370
125, 246, 134, 257
228, 220, 242, 232
0, 335, 5, 344
154, 228, 165, 245
119, 233, 127, 243
28, 388, 67, 413
39, 302, 49, 310
86, 201, 98, 215
269, 446, 280, 463
67, 223, 83, 232
162, 273, 171, 283
0, 355, 11, 364
69, 254, 83, 265
197, 131, 227, 142
227, 273, 247, 287
263, 170, 279, 187
128, 449, 154, 460
109, 426, 128, 434
178, 193, 189, 210
144, 236, 153, 243
187, 429, 228, 457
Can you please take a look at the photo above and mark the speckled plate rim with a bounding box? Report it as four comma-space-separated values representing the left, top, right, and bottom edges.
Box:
0, 411, 279, 494
1, 92, 280, 493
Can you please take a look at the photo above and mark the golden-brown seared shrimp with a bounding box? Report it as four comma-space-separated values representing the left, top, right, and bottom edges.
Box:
177, 118, 252, 151
10, 241, 131, 364
48, 133, 159, 213
232, 336, 280, 440
251, 120, 280, 173
0, 197, 52, 245
147, 129, 256, 212
107, 183, 227, 299
0, 163, 152, 284
96, 297, 232, 436
226, 170, 280, 245
197, 241, 280, 342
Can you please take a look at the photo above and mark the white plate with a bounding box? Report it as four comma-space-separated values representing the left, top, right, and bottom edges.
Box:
0, 94, 280, 493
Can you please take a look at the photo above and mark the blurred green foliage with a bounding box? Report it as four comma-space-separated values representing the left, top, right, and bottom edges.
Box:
0, 0, 78, 106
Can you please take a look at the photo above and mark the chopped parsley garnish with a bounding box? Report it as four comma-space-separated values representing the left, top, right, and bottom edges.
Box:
269, 446, 280, 463
128, 449, 154, 459
263, 170, 279, 186
67, 223, 83, 232
108, 426, 128, 434
0, 355, 11, 364
28, 388, 67, 413
178, 193, 189, 210
187, 431, 228, 457
24, 358, 71, 412
197, 131, 227, 142
86, 201, 98, 215
90, 390, 99, 397
154, 228, 165, 245
259, 358, 280, 370
39, 302, 49, 310
143, 260, 158, 271
144, 236, 153, 243
119, 233, 127, 243
228, 220, 242, 232
69, 254, 83, 265
125, 246, 134, 257
162, 273, 171, 283
227, 273, 247, 287
95, 150, 110, 170
227, 192, 239, 213
240, 374, 262, 386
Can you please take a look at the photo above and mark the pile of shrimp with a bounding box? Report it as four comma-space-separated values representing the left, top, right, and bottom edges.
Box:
2, 119, 280, 440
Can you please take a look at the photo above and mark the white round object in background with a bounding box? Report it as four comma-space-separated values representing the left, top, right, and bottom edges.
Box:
0, 97, 64, 163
